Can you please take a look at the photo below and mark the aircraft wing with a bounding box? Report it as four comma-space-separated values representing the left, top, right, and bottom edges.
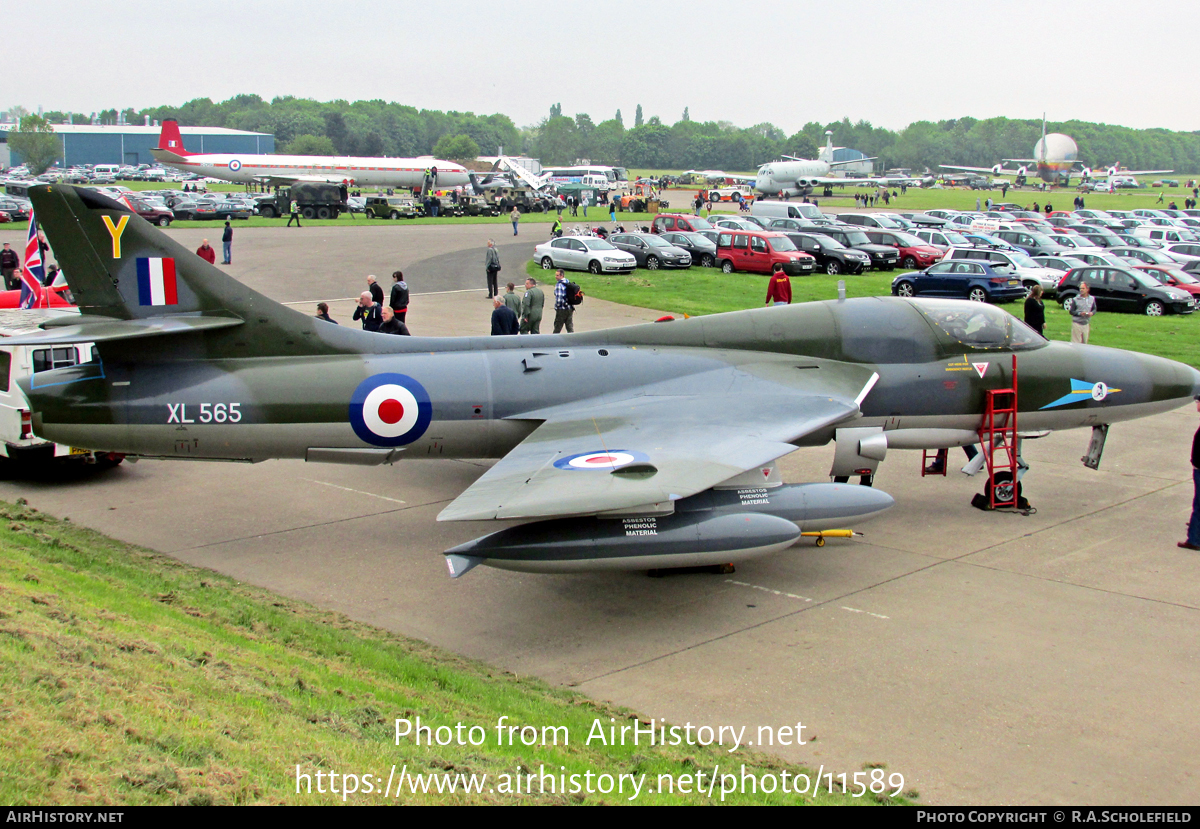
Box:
1089, 169, 1174, 178
939, 164, 1017, 175
437, 362, 876, 522
251, 174, 348, 186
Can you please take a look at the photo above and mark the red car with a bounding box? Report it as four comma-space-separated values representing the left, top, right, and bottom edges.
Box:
1135, 264, 1200, 297
651, 213, 714, 234
863, 229, 944, 269
0, 211, 10, 223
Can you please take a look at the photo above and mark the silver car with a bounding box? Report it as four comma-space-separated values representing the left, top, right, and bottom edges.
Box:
534, 236, 637, 274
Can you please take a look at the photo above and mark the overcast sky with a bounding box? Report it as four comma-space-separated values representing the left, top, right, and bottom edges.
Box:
9, 0, 1199, 134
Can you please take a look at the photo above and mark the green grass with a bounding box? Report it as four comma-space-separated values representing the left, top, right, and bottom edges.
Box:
0, 499, 891, 806
526, 261, 1200, 369
169, 210, 658, 230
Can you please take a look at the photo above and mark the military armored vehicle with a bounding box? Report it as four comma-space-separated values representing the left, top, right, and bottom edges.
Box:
256, 182, 348, 220
364, 195, 420, 219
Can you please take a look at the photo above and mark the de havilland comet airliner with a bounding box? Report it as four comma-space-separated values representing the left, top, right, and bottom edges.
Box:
11, 186, 1200, 576
149, 119, 470, 189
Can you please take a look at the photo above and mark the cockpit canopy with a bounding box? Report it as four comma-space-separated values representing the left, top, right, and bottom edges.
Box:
913, 299, 1046, 351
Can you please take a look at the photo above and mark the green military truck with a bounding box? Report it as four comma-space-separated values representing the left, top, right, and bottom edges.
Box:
256, 182, 348, 220
459, 195, 500, 217
364, 195, 420, 219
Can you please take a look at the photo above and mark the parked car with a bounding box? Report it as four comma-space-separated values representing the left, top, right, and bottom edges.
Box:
780, 232, 870, 275
991, 229, 1071, 257
364, 196, 419, 219
0, 199, 31, 222
944, 246, 1063, 296
1033, 255, 1090, 274
1056, 266, 1195, 316
710, 216, 765, 232
910, 228, 974, 252
651, 213, 714, 234
891, 260, 1026, 303
534, 236, 636, 274
1134, 265, 1200, 299
808, 226, 900, 270
658, 231, 718, 268
126, 198, 174, 227
609, 233, 693, 269
714, 230, 816, 276
861, 230, 944, 270
1107, 247, 1180, 267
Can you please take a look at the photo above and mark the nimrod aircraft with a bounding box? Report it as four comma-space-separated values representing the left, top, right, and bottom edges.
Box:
11, 186, 1200, 576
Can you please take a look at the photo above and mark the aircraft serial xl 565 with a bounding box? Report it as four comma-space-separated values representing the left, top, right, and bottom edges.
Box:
11, 186, 1200, 576
149, 119, 470, 190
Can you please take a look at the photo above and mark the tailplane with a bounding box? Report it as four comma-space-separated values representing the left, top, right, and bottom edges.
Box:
14, 185, 362, 360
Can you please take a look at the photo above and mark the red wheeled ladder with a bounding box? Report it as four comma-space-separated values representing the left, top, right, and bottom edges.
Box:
979, 355, 1019, 509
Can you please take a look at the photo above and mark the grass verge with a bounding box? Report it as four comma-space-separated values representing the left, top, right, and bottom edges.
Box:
0, 499, 897, 805
525, 260, 1200, 369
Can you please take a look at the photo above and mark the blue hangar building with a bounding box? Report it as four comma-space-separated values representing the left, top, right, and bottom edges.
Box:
2, 124, 274, 168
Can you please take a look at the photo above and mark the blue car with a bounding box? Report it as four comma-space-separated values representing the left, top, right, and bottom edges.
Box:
891, 260, 1027, 304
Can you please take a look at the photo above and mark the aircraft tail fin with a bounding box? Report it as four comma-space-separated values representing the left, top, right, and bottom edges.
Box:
157, 119, 193, 155
21, 185, 356, 359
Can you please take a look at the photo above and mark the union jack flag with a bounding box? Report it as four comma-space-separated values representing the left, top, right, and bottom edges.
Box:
18, 211, 46, 309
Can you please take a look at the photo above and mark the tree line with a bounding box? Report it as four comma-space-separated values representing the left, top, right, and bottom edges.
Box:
20, 96, 1200, 174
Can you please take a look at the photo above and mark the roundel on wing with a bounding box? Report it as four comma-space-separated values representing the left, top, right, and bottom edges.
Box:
348, 373, 432, 447
228, 159, 242, 172
553, 450, 649, 471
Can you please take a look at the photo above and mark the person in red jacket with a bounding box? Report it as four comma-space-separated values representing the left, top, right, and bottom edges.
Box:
765, 263, 792, 306
196, 239, 216, 264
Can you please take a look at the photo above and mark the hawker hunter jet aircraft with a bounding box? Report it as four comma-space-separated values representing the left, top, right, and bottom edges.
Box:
12, 186, 1200, 576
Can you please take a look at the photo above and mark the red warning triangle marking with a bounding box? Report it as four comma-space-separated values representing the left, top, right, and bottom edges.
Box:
973, 362, 989, 378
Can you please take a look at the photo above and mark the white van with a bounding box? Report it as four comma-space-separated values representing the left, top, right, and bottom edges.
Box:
0, 308, 122, 467
1131, 226, 1198, 244
751, 200, 827, 222
93, 164, 121, 179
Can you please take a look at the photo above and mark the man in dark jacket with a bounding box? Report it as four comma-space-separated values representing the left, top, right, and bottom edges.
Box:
221, 221, 233, 264
366, 274, 384, 306
315, 302, 338, 324
389, 271, 409, 323
352, 292, 382, 331
0, 242, 19, 290
490, 297, 519, 335
379, 306, 410, 335
1182, 396, 1200, 550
